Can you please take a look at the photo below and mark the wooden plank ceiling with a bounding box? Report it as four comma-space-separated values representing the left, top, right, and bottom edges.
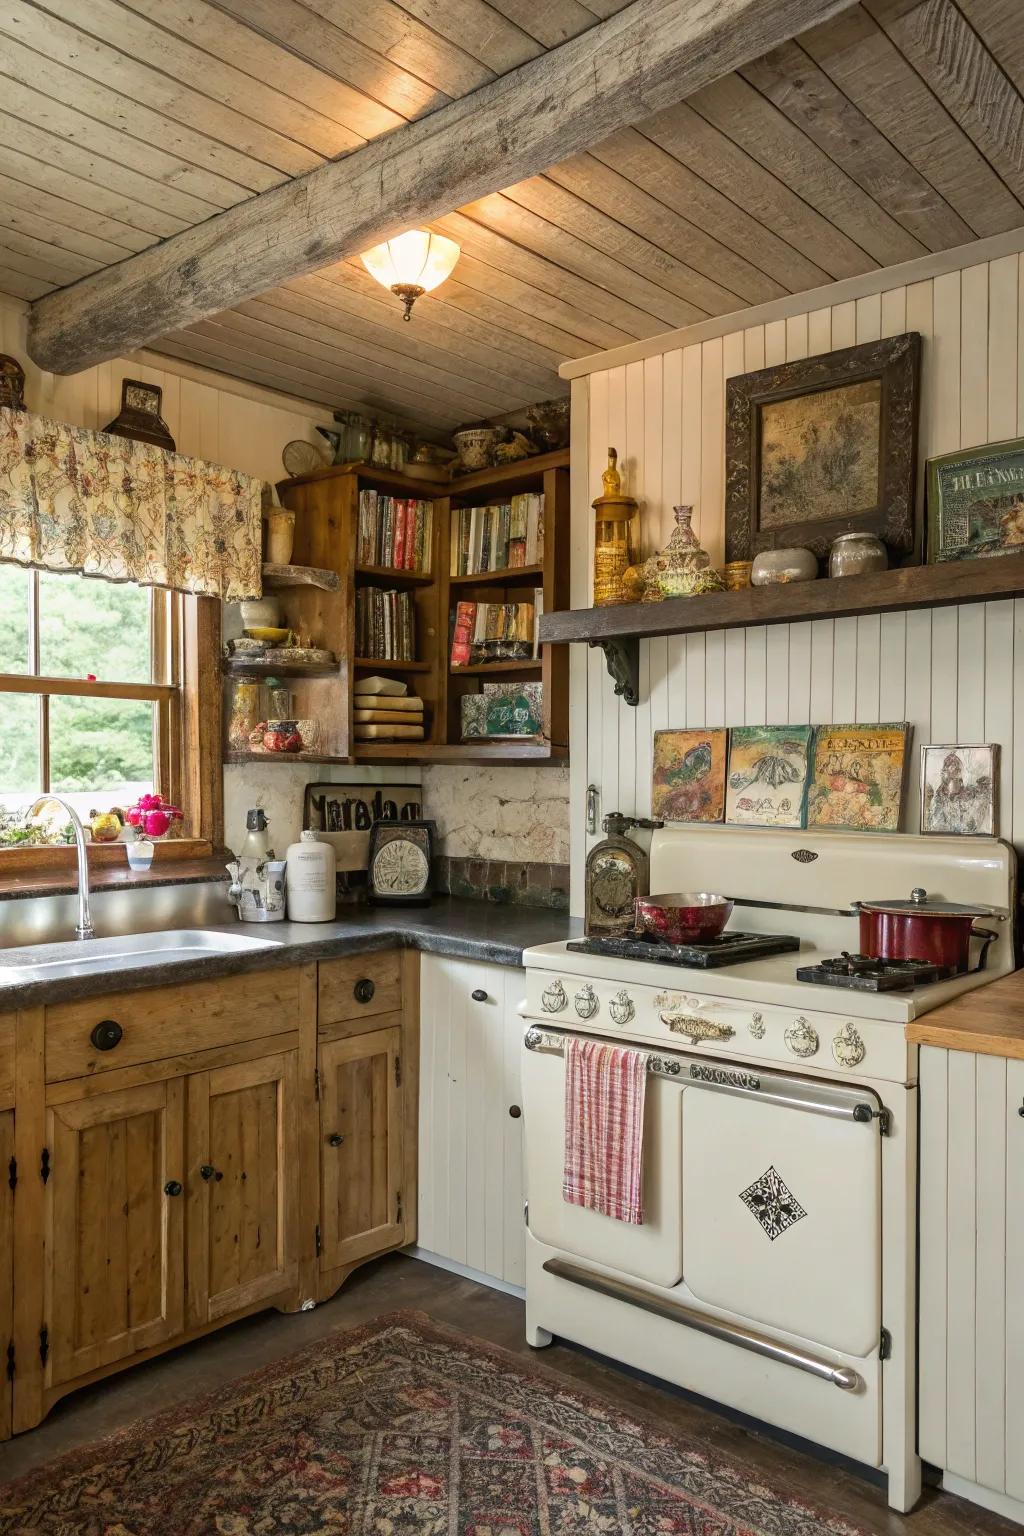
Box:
1, 0, 1022, 436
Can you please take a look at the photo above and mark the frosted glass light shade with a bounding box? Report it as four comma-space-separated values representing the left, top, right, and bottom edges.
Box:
360, 230, 460, 319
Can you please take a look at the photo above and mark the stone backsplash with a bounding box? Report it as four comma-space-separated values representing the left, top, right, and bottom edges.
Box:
434, 855, 569, 910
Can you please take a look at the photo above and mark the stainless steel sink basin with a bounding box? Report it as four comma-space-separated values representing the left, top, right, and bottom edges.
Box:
0, 929, 280, 986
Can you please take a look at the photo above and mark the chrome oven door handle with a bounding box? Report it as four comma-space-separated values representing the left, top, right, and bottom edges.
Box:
660, 1012, 735, 1044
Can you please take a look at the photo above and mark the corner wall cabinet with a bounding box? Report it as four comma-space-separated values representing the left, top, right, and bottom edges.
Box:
5, 951, 417, 1436
262, 451, 569, 764
918, 1045, 1024, 1525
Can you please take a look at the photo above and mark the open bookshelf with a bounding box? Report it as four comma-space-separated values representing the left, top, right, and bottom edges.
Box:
258, 449, 569, 765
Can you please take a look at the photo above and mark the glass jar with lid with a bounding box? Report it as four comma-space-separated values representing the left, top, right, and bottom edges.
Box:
227, 675, 261, 751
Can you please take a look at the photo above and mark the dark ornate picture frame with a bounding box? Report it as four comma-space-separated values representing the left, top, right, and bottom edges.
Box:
725, 332, 921, 564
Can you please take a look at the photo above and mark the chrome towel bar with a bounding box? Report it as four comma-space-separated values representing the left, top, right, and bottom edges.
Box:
542, 1257, 862, 1392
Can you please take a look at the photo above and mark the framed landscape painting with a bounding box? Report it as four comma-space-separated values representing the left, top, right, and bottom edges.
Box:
652, 728, 727, 823
920, 744, 999, 836
725, 333, 921, 562
725, 725, 812, 829
807, 724, 911, 833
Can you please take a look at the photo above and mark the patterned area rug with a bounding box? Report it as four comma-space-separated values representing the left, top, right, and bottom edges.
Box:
0, 1311, 869, 1535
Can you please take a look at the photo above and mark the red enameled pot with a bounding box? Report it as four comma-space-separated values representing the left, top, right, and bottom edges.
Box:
855, 887, 997, 973
634, 891, 734, 945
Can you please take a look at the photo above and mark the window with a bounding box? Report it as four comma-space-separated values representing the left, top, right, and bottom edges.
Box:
0, 565, 192, 847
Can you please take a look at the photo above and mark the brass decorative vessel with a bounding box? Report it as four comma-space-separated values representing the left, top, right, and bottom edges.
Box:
638, 505, 724, 601
592, 447, 638, 606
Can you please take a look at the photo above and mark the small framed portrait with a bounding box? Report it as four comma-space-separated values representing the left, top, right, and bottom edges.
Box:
920, 744, 999, 836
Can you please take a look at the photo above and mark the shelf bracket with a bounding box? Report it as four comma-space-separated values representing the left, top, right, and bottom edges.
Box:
589, 637, 639, 707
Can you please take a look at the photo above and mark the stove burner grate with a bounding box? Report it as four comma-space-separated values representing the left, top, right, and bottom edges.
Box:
796, 952, 955, 992
567, 930, 801, 969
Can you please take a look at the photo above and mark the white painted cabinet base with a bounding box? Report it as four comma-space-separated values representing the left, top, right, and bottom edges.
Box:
416, 954, 525, 1291
919, 1046, 1024, 1523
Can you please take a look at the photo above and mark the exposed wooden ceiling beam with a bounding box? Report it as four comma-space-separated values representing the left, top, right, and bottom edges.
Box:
27, 0, 859, 374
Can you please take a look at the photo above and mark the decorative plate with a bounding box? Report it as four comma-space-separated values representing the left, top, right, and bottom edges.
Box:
282, 438, 329, 477
367, 819, 435, 905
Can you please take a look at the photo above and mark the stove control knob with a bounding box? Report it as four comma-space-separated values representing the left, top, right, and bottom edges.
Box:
540, 979, 567, 1014
833, 1022, 866, 1068
574, 983, 599, 1020
608, 989, 635, 1026
785, 1017, 819, 1058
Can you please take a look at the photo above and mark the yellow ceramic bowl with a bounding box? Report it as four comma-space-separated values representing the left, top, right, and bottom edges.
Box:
244, 625, 290, 644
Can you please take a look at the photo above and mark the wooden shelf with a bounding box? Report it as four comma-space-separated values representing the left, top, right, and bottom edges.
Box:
450, 659, 542, 676
353, 740, 567, 764
355, 564, 434, 586
448, 448, 569, 496
224, 750, 351, 765
222, 657, 338, 678
353, 657, 430, 672
449, 563, 544, 586
540, 555, 1024, 647
261, 562, 339, 592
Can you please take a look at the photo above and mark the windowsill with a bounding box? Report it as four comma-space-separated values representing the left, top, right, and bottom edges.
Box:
0, 841, 224, 900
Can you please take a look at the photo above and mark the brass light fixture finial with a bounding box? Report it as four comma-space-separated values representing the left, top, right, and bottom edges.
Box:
360, 230, 461, 321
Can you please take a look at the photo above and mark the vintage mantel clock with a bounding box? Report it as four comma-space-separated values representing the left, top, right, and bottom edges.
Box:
584, 811, 661, 936
367, 819, 435, 905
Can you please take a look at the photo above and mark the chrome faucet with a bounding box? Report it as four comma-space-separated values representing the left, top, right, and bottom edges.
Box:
27, 795, 95, 939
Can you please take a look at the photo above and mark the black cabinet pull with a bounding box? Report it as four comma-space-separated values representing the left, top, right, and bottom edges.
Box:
354, 978, 375, 1004
90, 1019, 123, 1052
1018, 1103, 1024, 1118
327, 1132, 345, 1147
164, 1180, 183, 1197
200, 1164, 216, 1181
471, 989, 488, 1002
508, 1104, 522, 1119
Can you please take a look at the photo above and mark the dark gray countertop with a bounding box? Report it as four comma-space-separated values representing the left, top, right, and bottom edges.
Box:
0, 898, 581, 1010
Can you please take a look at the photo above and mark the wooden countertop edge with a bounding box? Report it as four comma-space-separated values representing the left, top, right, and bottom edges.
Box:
906, 967, 1024, 1059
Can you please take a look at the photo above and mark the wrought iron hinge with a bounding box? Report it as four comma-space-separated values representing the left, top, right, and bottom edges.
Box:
394, 1055, 401, 1089
877, 1108, 892, 1137
396, 1190, 403, 1224
879, 1326, 892, 1361
314, 1068, 320, 1102
5, 1342, 13, 1382
40, 1148, 50, 1184
7, 1155, 16, 1193
315, 1223, 322, 1257
39, 1326, 48, 1366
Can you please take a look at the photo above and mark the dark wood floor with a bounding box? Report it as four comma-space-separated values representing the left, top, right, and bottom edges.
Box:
0, 1254, 1015, 1534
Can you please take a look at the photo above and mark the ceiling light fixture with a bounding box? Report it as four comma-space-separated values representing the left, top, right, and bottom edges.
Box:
360, 229, 461, 321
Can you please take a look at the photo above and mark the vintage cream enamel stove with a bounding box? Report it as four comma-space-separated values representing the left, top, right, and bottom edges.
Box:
521, 825, 1016, 1513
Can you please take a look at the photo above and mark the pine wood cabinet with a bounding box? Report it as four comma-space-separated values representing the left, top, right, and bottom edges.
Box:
44, 1080, 186, 1390
187, 1051, 300, 1326
5, 949, 417, 1436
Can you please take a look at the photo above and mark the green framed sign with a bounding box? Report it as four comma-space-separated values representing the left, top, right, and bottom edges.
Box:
927, 435, 1024, 562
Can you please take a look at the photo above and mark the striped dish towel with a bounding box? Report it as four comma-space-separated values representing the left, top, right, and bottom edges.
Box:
563, 1035, 649, 1225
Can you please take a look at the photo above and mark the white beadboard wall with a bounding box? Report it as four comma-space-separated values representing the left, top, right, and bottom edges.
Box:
569, 239, 1024, 916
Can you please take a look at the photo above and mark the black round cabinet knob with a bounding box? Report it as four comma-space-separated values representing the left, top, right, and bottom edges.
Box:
200, 1165, 216, 1181
90, 1019, 123, 1052
471, 989, 488, 1002
327, 1133, 345, 1147
164, 1180, 183, 1197
354, 978, 375, 1004
508, 1104, 522, 1119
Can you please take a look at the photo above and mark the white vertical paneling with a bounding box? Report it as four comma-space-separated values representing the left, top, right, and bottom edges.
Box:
569, 375, 591, 911
501, 968, 526, 1287
918, 1046, 948, 1469
588, 367, 610, 840
609, 365, 634, 815
974, 1054, 1007, 1494
1006, 1059, 1024, 1502
945, 1049, 977, 1480
576, 252, 1024, 915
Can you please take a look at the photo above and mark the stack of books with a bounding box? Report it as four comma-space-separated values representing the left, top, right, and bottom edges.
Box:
355, 586, 416, 661
449, 492, 544, 575
449, 592, 543, 666
353, 676, 425, 742
358, 490, 433, 573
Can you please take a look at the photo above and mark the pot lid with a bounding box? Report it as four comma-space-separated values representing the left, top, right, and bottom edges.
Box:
857, 886, 996, 917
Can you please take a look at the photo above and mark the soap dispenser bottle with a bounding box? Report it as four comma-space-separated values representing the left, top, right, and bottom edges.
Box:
584, 811, 662, 936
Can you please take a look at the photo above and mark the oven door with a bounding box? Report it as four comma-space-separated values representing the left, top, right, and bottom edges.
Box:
523, 1028, 684, 1288
681, 1075, 881, 1357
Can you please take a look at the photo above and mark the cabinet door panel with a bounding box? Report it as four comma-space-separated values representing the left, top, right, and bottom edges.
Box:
188, 1052, 298, 1324
319, 1027, 402, 1270
0, 1111, 12, 1439
1006, 1060, 1024, 1501
46, 1081, 185, 1388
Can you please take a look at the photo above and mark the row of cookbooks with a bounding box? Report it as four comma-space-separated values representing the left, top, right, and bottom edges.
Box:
355, 587, 416, 662
449, 593, 543, 667
449, 492, 544, 576
357, 489, 433, 573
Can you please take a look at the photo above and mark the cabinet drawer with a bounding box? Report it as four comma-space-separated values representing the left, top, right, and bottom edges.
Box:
318, 952, 402, 1028
44, 970, 301, 1083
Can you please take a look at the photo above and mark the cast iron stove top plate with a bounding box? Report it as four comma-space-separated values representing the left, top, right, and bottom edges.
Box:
567, 931, 801, 968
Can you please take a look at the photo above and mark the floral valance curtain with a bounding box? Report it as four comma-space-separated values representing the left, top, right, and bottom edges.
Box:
0, 406, 262, 601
